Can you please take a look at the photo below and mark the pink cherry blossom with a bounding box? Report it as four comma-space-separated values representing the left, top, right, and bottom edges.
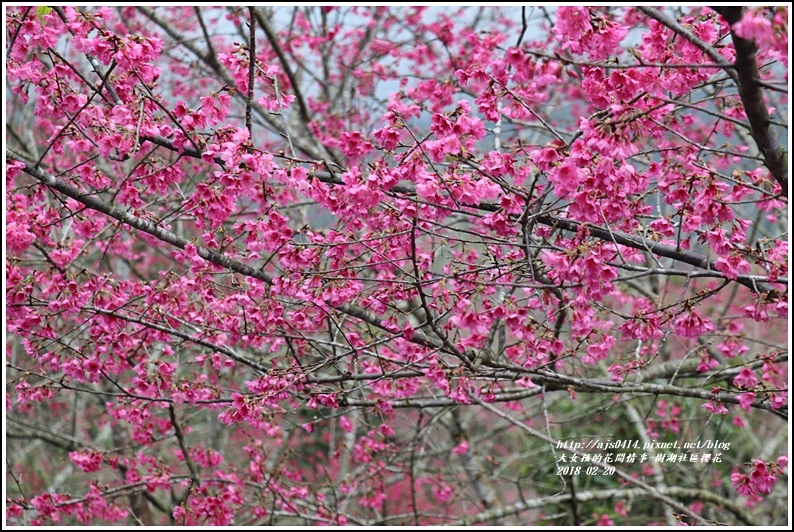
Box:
733, 368, 759, 390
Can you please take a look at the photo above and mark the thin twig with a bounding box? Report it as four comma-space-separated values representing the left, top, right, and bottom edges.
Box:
515, 7, 528, 47
168, 404, 201, 489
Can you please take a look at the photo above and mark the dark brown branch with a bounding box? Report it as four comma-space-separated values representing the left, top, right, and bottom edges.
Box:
515, 6, 528, 48
12, 138, 782, 301
636, 7, 736, 80
127, 134, 786, 300
341, 369, 784, 414
640, 6, 787, 196
531, 215, 781, 298
6, 418, 83, 452
710, 6, 788, 195
168, 405, 201, 488
246, 7, 256, 140
86, 306, 271, 374
409, 218, 474, 369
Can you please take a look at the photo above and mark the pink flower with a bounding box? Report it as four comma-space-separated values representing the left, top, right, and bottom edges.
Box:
7, 503, 24, 518
69, 450, 103, 472
553, 8, 628, 59
696, 355, 719, 373
736, 392, 756, 411
582, 334, 615, 365
6, 220, 37, 254
172, 505, 186, 523
732, 459, 781, 497
338, 131, 374, 159
715, 253, 752, 280
516, 376, 536, 388
733, 367, 758, 389
452, 440, 469, 455
769, 391, 787, 410
373, 126, 401, 150
553, 7, 592, 55
748, 460, 777, 495
702, 400, 728, 415
594, 513, 614, 526
339, 416, 354, 433
433, 483, 454, 503
548, 159, 582, 197
674, 309, 715, 338
731, 471, 753, 497
732, 9, 776, 48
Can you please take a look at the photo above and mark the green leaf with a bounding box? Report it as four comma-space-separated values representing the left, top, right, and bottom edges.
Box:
36, 6, 52, 21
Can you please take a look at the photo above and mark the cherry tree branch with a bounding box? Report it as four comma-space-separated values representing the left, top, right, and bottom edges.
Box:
52, 7, 124, 106
6, 149, 450, 361
636, 7, 735, 79
8, 146, 783, 374
710, 6, 788, 195
341, 372, 784, 414
82, 130, 785, 299
168, 405, 201, 488
8, 149, 275, 284
84, 306, 271, 374
6, 418, 86, 452
136, 6, 334, 163
639, 6, 788, 196
638, 353, 786, 383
